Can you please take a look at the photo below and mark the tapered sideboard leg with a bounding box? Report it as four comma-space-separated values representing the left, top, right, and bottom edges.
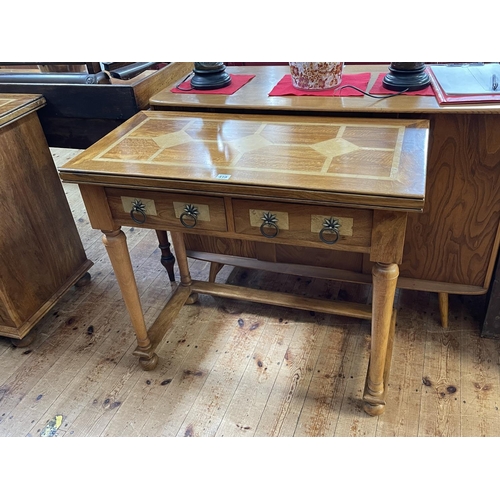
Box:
438, 292, 449, 328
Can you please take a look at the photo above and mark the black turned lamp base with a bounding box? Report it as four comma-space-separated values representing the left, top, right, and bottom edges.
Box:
191, 63, 232, 90
382, 63, 431, 92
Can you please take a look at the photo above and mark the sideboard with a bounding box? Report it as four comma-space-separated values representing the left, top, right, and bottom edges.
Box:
149, 64, 500, 334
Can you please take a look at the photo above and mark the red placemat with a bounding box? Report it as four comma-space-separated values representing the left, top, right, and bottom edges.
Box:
269, 73, 371, 97
171, 74, 255, 95
369, 72, 436, 96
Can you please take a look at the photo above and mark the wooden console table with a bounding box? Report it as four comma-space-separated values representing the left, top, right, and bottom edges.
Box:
0, 94, 93, 345
59, 110, 429, 415
150, 64, 500, 333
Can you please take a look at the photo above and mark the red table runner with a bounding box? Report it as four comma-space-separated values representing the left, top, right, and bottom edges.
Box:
269, 72, 436, 97
171, 74, 255, 95
269, 73, 371, 97
170, 71, 435, 99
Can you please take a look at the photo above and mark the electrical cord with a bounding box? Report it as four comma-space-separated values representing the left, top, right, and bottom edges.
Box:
175, 71, 194, 91
335, 84, 410, 98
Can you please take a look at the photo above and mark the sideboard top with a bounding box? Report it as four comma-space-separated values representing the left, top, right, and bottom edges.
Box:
150, 65, 500, 115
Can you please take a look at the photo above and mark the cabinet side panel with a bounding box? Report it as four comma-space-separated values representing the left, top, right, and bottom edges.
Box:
401, 114, 500, 287
0, 112, 88, 325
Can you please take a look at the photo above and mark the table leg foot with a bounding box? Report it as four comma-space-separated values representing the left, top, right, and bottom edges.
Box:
186, 292, 199, 305
75, 271, 92, 287
363, 402, 386, 416
11, 330, 37, 348
363, 374, 387, 416
139, 352, 159, 371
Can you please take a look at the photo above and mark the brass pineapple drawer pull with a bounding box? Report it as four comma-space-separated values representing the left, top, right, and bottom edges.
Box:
180, 204, 199, 228
319, 217, 340, 244
260, 212, 279, 238
130, 199, 147, 224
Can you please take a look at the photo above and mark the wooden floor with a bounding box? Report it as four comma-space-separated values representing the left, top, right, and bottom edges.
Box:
1, 148, 499, 438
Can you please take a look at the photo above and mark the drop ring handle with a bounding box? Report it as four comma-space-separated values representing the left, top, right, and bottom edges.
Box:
319, 217, 341, 245
180, 204, 199, 228
260, 212, 279, 238
130, 200, 147, 224
260, 221, 279, 238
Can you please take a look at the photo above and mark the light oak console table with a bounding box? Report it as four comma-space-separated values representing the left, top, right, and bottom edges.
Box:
150, 64, 500, 335
0, 94, 92, 345
59, 110, 429, 415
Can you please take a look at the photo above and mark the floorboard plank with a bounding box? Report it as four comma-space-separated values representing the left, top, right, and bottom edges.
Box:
460, 329, 500, 437
417, 326, 462, 437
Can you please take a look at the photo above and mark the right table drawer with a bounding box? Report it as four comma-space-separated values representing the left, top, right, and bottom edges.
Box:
232, 199, 373, 253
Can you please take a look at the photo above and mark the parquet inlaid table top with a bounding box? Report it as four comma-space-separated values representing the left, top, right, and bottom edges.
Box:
59, 110, 429, 416
61, 111, 427, 210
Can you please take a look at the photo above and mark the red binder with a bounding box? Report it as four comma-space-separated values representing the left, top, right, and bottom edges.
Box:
428, 66, 500, 105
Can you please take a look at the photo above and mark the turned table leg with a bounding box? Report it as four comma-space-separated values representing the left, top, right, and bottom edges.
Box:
169, 231, 198, 304
363, 262, 399, 416
155, 230, 176, 282
102, 229, 158, 370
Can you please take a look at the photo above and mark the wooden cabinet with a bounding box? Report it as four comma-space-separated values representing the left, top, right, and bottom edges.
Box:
0, 94, 92, 344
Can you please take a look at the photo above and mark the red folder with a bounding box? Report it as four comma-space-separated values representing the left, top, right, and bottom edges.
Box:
428, 66, 500, 105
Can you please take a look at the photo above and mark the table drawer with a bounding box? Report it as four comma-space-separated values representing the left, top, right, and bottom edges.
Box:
105, 188, 228, 232
232, 199, 372, 252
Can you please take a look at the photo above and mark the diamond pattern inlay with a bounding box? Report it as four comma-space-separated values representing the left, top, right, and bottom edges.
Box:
153, 130, 193, 149
228, 134, 273, 153
312, 138, 360, 158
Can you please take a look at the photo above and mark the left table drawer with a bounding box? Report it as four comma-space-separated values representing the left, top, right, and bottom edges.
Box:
105, 188, 228, 232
